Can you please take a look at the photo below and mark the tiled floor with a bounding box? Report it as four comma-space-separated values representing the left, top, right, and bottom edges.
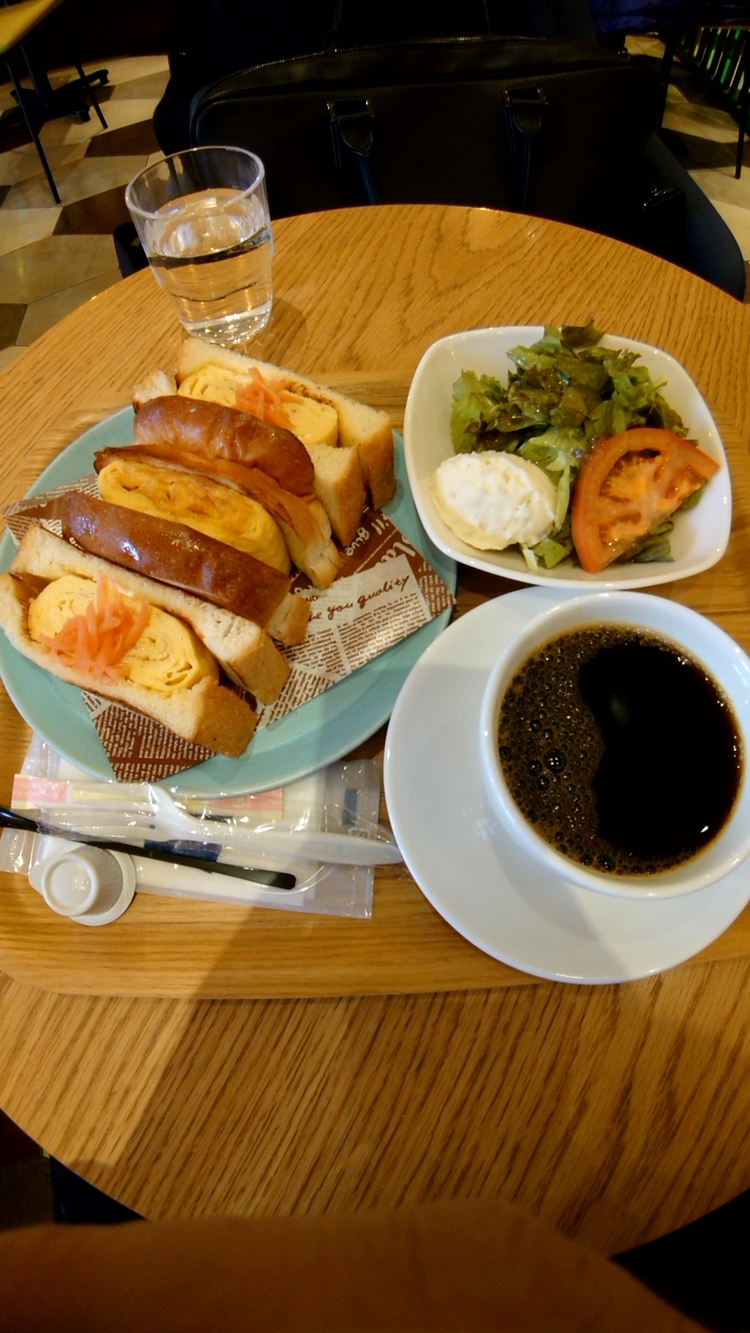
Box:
0, 53, 169, 373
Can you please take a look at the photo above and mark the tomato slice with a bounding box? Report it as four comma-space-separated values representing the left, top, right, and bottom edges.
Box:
571, 427, 720, 574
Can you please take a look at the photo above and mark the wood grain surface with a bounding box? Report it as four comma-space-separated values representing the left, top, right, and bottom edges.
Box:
0, 205, 749, 1251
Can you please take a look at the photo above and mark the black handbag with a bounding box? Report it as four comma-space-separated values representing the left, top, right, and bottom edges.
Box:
189, 35, 662, 241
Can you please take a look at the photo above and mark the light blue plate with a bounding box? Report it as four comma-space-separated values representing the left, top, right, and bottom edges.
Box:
0, 410, 457, 793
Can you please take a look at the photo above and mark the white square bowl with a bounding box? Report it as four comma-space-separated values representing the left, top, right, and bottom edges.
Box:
403, 326, 732, 589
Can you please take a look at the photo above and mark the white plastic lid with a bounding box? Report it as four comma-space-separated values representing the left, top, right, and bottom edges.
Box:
30, 844, 136, 925
43, 854, 101, 915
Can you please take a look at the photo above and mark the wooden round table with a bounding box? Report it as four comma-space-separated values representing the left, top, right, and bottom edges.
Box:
0, 204, 749, 1257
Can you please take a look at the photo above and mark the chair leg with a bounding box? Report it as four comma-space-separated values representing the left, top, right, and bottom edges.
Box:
71, 58, 108, 129
55, 5, 108, 130
658, 31, 679, 128
736, 33, 750, 180
17, 17, 109, 133
5, 55, 60, 204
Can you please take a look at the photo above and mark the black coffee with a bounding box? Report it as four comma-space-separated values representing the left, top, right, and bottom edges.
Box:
497, 626, 742, 876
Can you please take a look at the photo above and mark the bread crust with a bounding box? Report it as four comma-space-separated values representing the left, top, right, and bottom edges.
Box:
0, 571, 256, 759
134, 395, 316, 499
357, 424, 397, 511
304, 442, 366, 548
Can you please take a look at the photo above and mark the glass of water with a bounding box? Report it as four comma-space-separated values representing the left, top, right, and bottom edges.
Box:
125, 145, 274, 346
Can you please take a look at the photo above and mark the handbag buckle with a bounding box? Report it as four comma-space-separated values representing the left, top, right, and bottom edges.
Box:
502, 87, 548, 214
503, 86, 548, 140
328, 99, 375, 168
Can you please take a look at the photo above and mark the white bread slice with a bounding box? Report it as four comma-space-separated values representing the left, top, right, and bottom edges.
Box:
133, 368, 176, 408
0, 572, 256, 759
11, 526, 290, 705
278, 498, 341, 588
303, 442, 366, 547
240, 486, 340, 589
176, 337, 396, 511
266, 595, 310, 646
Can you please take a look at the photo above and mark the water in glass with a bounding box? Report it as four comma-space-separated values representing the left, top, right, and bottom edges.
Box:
147, 187, 273, 344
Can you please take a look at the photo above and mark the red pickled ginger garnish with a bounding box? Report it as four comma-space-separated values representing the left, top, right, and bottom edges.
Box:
235, 367, 306, 430
40, 573, 150, 683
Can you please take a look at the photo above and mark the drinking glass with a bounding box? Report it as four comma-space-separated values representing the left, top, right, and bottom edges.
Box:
125, 146, 274, 346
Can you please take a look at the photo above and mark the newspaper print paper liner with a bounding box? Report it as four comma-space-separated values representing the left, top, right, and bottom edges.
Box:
1, 417, 456, 785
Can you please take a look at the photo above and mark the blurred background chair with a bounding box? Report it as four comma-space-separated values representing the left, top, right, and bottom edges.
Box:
676, 20, 750, 175
0, 0, 108, 203
589, 3, 750, 176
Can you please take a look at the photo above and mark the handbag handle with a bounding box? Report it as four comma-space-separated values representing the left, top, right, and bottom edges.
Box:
328, 83, 548, 215
503, 86, 548, 212
328, 99, 381, 204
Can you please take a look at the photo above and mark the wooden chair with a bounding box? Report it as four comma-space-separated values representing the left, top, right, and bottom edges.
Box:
589, 3, 750, 177
676, 22, 750, 176
0, 0, 108, 203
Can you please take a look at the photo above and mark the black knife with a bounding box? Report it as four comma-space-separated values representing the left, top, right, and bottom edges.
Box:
0, 805, 297, 890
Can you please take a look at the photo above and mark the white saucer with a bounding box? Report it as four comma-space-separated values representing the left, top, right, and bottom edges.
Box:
383, 588, 750, 984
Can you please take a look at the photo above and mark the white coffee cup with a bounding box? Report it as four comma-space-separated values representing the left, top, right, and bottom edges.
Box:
479, 591, 750, 899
